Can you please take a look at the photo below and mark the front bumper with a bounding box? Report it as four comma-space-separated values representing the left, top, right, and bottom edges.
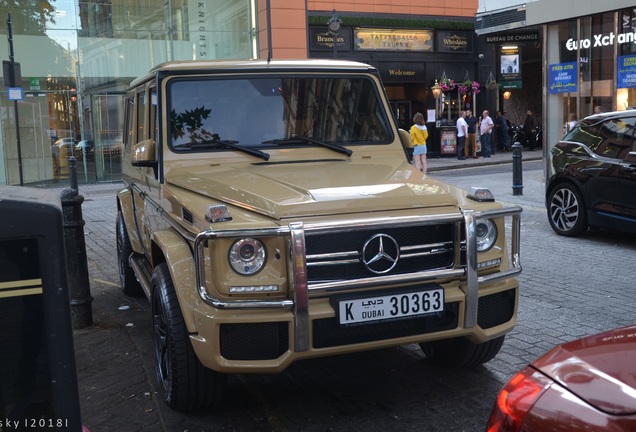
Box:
189, 207, 522, 373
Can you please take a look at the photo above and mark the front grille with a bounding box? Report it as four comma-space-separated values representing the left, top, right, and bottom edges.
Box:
313, 302, 458, 348
305, 224, 456, 282
477, 289, 516, 329
220, 322, 288, 360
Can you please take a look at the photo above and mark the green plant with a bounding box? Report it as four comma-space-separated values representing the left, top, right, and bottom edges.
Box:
308, 15, 474, 31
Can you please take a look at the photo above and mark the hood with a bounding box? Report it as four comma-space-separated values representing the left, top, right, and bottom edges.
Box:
165, 160, 460, 219
534, 324, 636, 415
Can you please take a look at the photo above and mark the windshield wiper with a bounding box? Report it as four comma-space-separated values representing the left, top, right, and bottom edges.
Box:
262, 137, 352, 157
174, 139, 270, 161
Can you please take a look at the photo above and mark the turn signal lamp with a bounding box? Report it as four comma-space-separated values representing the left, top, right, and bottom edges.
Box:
206, 204, 232, 223
467, 187, 495, 202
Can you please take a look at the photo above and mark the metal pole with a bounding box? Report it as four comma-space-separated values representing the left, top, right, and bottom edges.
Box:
6, 14, 23, 186
266, 0, 272, 60
61, 156, 93, 329
512, 141, 523, 196
333, 33, 337, 58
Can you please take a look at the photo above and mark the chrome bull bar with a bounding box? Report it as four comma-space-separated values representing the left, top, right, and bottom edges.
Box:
193, 207, 522, 352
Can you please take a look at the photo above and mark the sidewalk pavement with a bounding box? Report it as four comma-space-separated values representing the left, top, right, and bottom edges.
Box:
44, 149, 542, 431
426, 148, 542, 172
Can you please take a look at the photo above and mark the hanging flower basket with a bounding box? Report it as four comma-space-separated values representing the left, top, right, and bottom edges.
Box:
439, 77, 456, 93
485, 71, 498, 91
459, 80, 480, 94
485, 82, 500, 91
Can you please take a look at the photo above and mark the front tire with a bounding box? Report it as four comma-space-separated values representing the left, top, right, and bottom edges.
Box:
151, 263, 225, 411
420, 336, 505, 368
116, 211, 144, 297
547, 183, 588, 236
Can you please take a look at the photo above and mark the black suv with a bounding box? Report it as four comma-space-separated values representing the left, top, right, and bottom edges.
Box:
547, 109, 636, 236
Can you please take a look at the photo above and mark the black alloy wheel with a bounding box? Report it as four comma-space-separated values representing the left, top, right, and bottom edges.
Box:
547, 183, 588, 237
151, 263, 225, 411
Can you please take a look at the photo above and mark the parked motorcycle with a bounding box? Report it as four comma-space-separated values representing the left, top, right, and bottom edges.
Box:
510, 124, 526, 146
511, 124, 542, 149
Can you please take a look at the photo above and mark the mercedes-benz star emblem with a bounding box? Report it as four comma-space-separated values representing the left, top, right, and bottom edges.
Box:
361, 234, 400, 274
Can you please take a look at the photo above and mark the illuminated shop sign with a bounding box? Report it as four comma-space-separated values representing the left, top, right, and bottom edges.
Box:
486, 32, 539, 44
354, 29, 433, 52
308, 27, 352, 51
548, 62, 577, 94
618, 55, 636, 88
500, 46, 521, 81
565, 30, 636, 50
437, 31, 474, 53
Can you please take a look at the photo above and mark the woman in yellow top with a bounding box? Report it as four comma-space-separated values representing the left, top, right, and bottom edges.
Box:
410, 112, 428, 174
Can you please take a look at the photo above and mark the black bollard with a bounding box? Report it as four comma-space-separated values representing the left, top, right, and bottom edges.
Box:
512, 141, 523, 196
60, 156, 93, 329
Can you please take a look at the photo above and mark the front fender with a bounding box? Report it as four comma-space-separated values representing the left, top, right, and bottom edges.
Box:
151, 228, 199, 333
116, 188, 143, 253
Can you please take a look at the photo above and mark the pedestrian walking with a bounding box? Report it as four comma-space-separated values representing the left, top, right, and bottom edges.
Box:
409, 112, 428, 174
523, 110, 538, 150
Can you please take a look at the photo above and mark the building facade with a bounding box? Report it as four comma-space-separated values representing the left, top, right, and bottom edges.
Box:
476, 0, 636, 162
0, 0, 484, 186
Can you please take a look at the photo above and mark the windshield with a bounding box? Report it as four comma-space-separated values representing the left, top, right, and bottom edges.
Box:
167, 75, 393, 151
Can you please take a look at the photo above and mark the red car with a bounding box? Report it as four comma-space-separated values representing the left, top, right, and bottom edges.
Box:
487, 324, 636, 431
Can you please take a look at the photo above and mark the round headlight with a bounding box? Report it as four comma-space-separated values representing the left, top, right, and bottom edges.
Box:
475, 219, 497, 252
229, 238, 266, 275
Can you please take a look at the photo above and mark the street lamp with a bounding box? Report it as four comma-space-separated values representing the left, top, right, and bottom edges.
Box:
431, 80, 442, 100
431, 80, 441, 120
327, 9, 341, 58
503, 90, 512, 100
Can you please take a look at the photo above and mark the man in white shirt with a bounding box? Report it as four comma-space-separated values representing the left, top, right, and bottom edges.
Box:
456, 111, 468, 160
479, 109, 495, 158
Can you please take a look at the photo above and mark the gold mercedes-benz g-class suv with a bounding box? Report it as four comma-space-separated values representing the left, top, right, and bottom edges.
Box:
116, 59, 522, 411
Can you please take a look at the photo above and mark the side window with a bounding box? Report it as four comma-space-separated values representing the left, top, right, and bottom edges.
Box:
123, 97, 135, 149
137, 91, 146, 142
565, 121, 602, 155
150, 89, 158, 144
593, 117, 636, 159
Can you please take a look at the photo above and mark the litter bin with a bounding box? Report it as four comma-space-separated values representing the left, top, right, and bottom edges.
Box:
0, 186, 83, 431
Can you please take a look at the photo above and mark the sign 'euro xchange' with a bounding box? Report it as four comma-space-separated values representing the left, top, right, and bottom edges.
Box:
566, 30, 636, 51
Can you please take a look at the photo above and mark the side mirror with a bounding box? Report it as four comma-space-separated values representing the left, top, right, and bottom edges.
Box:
131, 139, 157, 167
398, 128, 414, 149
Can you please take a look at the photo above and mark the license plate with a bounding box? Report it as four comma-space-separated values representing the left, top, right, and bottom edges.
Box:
336, 288, 444, 325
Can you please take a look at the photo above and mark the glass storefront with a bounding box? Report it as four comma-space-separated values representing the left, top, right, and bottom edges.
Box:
0, 0, 256, 186
545, 7, 636, 171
